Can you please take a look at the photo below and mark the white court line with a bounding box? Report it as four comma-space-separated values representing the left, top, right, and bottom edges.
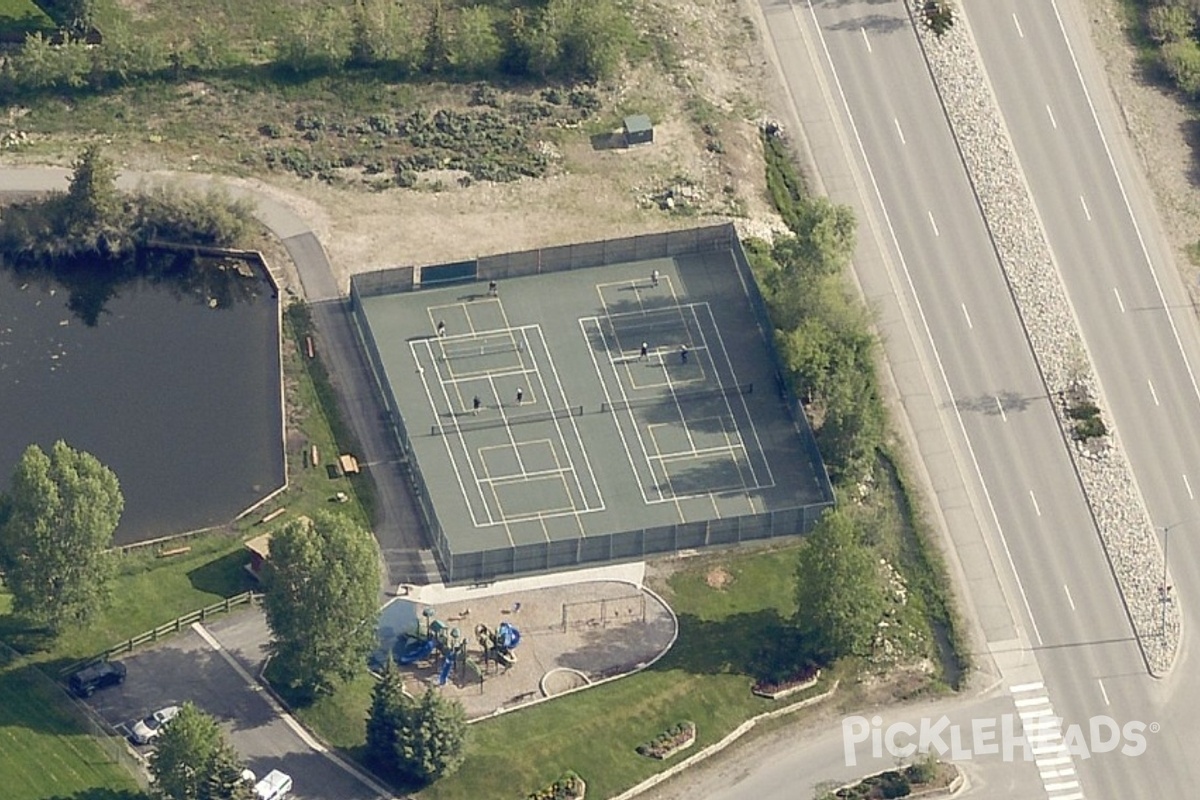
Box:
412, 340, 497, 529
440, 365, 532, 385
649, 443, 748, 463
695, 302, 776, 488
486, 373, 528, 475
522, 326, 592, 507
579, 317, 661, 504
478, 465, 574, 484
532, 323, 604, 506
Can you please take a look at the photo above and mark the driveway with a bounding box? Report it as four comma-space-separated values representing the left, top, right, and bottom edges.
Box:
82, 607, 389, 800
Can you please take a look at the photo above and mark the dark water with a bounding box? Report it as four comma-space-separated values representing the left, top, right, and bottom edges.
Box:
0, 257, 285, 545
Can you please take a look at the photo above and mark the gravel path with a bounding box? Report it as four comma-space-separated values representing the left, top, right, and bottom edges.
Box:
907, 1, 1179, 675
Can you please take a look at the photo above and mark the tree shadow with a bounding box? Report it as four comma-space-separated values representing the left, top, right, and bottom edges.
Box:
45, 790, 149, 800
827, 13, 909, 35
186, 549, 255, 598
649, 609, 820, 682
952, 389, 1043, 417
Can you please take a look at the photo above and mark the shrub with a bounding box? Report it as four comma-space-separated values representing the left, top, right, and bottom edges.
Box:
1161, 37, 1200, 95
1148, 3, 1195, 44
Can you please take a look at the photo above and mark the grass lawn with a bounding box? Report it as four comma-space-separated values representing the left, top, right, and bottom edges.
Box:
289, 545, 818, 800
0, 660, 144, 800
0, 0, 53, 38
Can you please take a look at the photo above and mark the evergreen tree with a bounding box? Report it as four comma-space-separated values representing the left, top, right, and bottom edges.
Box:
423, 0, 451, 73
365, 658, 406, 767
393, 688, 467, 784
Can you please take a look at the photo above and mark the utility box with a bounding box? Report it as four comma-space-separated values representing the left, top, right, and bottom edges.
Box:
623, 114, 654, 146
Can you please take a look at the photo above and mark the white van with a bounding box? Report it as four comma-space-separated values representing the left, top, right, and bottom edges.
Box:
253, 769, 293, 800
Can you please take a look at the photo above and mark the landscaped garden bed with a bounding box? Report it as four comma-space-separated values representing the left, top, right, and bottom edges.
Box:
635, 721, 697, 760
824, 758, 960, 799
752, 666, 820, 699
527, 770, 586, 799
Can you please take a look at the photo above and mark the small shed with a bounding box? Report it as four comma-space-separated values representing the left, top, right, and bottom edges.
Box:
245, 533, 272, 580
623, 114, 654, 146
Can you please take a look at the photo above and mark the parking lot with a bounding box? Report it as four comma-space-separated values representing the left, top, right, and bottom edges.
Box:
81, 607, 385, 800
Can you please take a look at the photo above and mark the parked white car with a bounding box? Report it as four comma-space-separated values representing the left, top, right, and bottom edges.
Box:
129, 705, 181, 744
253, 769, 293, 800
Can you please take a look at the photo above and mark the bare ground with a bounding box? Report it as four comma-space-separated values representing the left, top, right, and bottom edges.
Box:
1082, 0, 1200, 294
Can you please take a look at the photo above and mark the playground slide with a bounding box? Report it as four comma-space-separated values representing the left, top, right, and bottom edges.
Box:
437, 653, 455, 686
497, 622, 521, 650
397, 637, 435, 665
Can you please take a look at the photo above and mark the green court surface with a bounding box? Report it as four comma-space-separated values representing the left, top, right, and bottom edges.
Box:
355, 242, 831, 582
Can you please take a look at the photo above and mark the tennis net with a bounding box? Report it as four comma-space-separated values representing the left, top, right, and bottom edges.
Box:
430, 405, 584, 435
600, 382, 753, 413
439, 339, 523, 361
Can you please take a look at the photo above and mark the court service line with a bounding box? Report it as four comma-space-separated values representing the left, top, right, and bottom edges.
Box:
696, 303, 777, 484
412, 340, 496, 527
486, 373, 532, 476
522, 327, 592, 508
579, 317, 659, 505
529, 324, 604, 509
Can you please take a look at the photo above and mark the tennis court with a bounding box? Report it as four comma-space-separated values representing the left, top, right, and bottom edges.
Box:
351, 225, 833, 583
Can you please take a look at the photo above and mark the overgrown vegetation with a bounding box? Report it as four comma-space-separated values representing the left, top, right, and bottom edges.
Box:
0, 145, 254, 263
753, 128, 967, 679
0, 0, 634, 94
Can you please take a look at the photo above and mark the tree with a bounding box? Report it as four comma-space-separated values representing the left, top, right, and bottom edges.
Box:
450, 6, 503, 75
795, 509, 885, 660
63, 145, 132, 256
277, 6, 353, 73
262, 512, 380, 697
350, 0, 418, 72
423, 0, 452, 73
1162, 37, 1200, 95
150, 703, 253, 800
393, 688, 467, 784
365, 657, 407, 767
0, 441, 123, 632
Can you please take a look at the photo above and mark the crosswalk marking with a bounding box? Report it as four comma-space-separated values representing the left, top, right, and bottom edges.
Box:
1008, 682, 1085, 800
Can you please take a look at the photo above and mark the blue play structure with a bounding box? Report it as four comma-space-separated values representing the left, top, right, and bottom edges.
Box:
437, 652, 456, 686
397, 636, 435, 665
476, 621, 521, 668
380, 605, 522, 688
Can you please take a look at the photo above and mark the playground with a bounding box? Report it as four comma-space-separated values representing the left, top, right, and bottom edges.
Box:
371, 571, 675, 719
351, 225, 833, 584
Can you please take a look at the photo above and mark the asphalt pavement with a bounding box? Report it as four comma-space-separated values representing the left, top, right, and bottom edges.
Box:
80, 608, 386, 800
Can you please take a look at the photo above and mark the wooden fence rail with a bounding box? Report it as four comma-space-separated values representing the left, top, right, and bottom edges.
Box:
60, 591, 261, 676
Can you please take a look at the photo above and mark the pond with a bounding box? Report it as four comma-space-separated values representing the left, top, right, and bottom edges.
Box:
0, 253, 285, 546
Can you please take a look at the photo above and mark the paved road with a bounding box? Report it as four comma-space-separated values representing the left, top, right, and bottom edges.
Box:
0, 167, 439, 588
82, 608, 387, 800
964, 0, 1200, 796
733, 0, 1167, 798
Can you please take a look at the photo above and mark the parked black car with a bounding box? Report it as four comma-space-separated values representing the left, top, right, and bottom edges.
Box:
68, 660, 126, 697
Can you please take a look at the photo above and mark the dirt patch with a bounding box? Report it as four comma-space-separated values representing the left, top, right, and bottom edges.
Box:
705, 566, 733, 590
1082, 0, 1200, 298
